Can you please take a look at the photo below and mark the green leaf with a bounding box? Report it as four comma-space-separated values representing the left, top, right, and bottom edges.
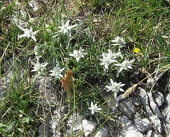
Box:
6, 121, 15, 131
22, 117, 31, 124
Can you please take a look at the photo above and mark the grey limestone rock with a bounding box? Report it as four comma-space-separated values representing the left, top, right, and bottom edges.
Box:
94, 127, 109, 137
154, 92, 164, 107
134, 115, 151, 132
118, 100, 138, 119
138, 87, 154, 116
148, 93, 163, 118
67, 113, 83, 135
121, 116, 144, 137
149, 115, 162, 133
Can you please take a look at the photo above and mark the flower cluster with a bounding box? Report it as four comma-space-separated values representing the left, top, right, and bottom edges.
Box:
14, 9, 135, 117
100, 49, 118, 69
100, 37, 134, 76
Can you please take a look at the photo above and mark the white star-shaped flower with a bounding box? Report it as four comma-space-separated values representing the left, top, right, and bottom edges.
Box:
31, 60, 48, 74
17, 25, 38, 42
58, 20, 77, 37
105, 79, 125, 98
111, 36, 126, 47
88, 102, 102, 115
100, 49, 117, 69
115, 59, 134, 73
69, 47, 87, 62
49, 64, 64, 78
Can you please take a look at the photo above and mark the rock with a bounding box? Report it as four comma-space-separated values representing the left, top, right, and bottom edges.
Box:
134, 115, 151, 132
166, 93, 170, 104
118, 100, 138, 119
125, 129, 144, 137
138, 87, 154, 116
94, 127, 108, 137
67, 113, 83, 135
149, 115, 162, 133
154, 92, 164, 107
35, 76, 58, 106
50, 116, 59, 133
60, 106, 68, 114
38, 114, 51, 137
0, 70, 13, 101
146, 130, 152, 137
148, 93, 163, 118
165, 111, 170, 133
128, 97, 141, 106
146, 130, 161, 137
82, 119, 97, 137
121, 116, 144, 137
0, 84, 7, 101
117, 94, 124, 102
52, 131, 61, 137
39, 123, 50, 137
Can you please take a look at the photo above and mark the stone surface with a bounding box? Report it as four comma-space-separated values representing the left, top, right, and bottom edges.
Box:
128, 97, 141, 106
134, 115, 150, 132
0, 70, 13, 101
149, 115, 162, 133
138, 87, 154, 116
82, 119, 97, 137
148, 93, 163, 118
125, 129, 144, 137
94, 127, 109, 137
38, 114, 51, 137
118, 100, 138, 119
121, 116, 144, 137
67, 113, 83, 134
154, 92, 164, 107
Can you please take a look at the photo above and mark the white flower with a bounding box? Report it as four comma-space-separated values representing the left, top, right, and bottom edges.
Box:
17, 25, 38, 42
69, 47, 86, 62
115, 59, 134, 74
105, 79, 125, 98
111, 36, 126, 47
28, 0, 39, 11
58, 20, 77, 37
31, 60, 48, 74
88, 102, 102, 115
49, 64, 64, 78
100, 50, 117, 69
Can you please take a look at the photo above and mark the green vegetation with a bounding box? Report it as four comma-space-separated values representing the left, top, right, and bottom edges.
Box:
0, 0, 170, 136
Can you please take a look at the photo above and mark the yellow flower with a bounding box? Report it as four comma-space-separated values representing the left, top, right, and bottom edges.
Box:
133, 47, 141, 53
